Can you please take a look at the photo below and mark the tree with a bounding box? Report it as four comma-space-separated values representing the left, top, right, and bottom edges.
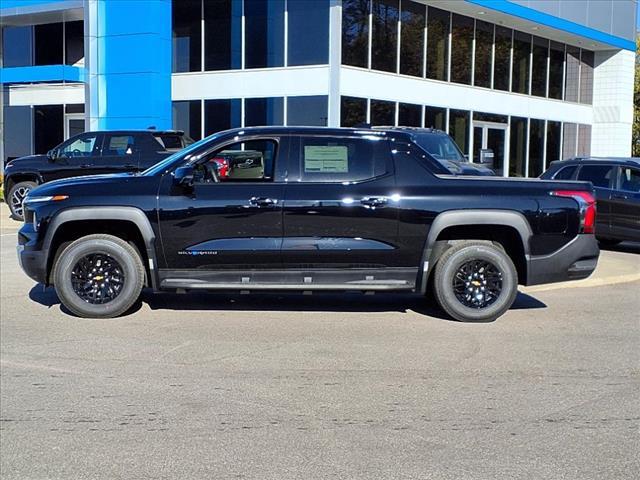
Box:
633, 34, 639, 156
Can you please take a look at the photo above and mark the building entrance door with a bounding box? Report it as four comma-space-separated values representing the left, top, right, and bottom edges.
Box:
65, 114, 85, 140
472, 121, 508, 176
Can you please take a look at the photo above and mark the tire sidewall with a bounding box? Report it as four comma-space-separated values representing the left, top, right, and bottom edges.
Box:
9, 181, 37, 219
436, 244, 518, 322
54, 238, 142, 318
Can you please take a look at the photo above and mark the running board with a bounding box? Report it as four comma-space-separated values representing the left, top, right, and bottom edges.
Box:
158, 268, 418, 292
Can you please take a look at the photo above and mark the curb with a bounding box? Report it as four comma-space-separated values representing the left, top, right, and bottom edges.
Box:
521, 273, 640, 293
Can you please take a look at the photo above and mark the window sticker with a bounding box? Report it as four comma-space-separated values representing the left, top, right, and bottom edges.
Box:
304, 145, 348, 173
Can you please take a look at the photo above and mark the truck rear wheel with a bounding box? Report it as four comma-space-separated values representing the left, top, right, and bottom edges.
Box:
433, 241, 518, 322
52, 234, 144, 318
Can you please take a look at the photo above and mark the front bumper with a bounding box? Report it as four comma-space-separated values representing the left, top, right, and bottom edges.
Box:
526, 234, 599, 286
17, 222, 48, 284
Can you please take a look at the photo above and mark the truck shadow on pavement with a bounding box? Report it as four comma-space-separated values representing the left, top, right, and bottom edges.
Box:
28, 286, 546, 323
599, 241, 640, 255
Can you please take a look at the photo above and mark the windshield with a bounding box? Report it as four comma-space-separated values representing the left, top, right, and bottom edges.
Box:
411, 133, 466, 162
142, 132, 224, 176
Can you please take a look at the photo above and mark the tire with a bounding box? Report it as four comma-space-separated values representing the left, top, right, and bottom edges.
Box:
8, 181, 38, 220
433, 241, 518, 322
597, 237, 622, 247
52, 234, 145, 318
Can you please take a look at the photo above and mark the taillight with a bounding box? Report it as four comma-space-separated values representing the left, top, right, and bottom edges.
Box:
550, 190, 596, 234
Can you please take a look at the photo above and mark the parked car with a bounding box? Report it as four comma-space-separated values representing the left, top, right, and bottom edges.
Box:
374, 126, 495, 176
17, 126, 598, 321
3, 129, 193, 220
541, 157, 640, 245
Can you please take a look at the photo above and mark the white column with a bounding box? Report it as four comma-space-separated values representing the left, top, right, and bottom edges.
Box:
591, 49, 635, 157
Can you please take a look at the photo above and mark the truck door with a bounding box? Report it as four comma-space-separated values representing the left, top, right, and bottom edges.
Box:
281, 134, 401, 270
157, 136, 288, 270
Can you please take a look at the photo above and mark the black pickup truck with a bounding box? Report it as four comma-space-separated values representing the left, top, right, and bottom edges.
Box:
16, 126, 599, 322
3, 129, 192, 220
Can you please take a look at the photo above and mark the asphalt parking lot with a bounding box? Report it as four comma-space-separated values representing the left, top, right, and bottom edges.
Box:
1, 211, 639, 479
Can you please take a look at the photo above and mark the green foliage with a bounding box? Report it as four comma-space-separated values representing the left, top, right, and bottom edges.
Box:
634, 35, 640, 156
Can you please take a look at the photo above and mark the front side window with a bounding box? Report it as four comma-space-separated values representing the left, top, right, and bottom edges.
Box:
298, 136, 389, 183
619, 168, 640, 193
58, 134, 98, 158
195, 139, 277, 183
577, 165, 615, 189
412, 134, 464, 162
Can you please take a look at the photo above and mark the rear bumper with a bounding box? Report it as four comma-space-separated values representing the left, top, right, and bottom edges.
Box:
17, 223, 48, 284
526, 234, 599, 286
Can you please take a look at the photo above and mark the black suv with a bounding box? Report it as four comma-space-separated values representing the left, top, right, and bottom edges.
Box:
375, 127, 495, 176
17, 127, 599, 322
3, 129, 193, 220
541, 157, 640, 245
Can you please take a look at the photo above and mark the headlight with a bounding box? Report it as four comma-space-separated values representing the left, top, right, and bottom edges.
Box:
23, 195, 69, 205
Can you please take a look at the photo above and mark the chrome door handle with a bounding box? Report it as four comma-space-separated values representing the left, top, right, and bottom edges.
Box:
249, 197, 277, 207
360, 196, 388, 208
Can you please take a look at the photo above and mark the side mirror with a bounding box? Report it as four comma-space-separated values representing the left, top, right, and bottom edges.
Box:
173, 165, 195, 188
47, 149, 57, 161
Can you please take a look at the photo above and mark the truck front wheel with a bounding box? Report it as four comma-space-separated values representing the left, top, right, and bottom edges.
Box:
52, 234, 145, 318
433, 241, 518, 322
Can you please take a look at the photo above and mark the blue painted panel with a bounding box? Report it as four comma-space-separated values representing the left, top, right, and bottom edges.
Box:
0, 65, 85, 84
91, 0, 172, 130
1, 0, 64, 9
464, 0, 636, 50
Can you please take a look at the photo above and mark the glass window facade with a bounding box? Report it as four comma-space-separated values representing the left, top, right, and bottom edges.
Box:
204, 0, 242, 71
528, 119, 545, 177
172, 100, 202, 141
565, 46, 580, 102
370, 99, 396, 126
577, 124, 592, 156
546, 121, 561, 164
450, 14, 473, 85
531, 36, 548, 97
288, 0, 330, 66
34, 23, 63, 66
287, 96, 328, 126
245, 97, 284, 127
245, 0, 285, 69
562, 123, 577, 159
579, 50, 594, 105
548, 41, 564, 100
426, 7, 449, 81
340, 96, 367, 127
398, 103, 422, 127
493, 26, 511, 92
512, 31, 531, 94
172, 0, 201, 72
342, 0, 370, 68
399, 1, 425, 77
474, 20, 493, 89
449, 109, 470, 155
65, 21, 84, 66
371, 0, 399, 73
34, 105, 64, 154
204, 99, 241, 135
509, 117, 527, 177
424, 106, 446, 131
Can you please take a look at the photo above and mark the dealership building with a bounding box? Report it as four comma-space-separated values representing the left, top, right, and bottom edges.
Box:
1, 0, 637, 177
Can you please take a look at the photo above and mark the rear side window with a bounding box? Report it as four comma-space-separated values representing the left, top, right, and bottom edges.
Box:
553, 165, 577, 180
298, 136, 389, 183
103, 135, 135, 155
154, 134, 184, 151
619, 167, 640, 192
577, 165, 615, 188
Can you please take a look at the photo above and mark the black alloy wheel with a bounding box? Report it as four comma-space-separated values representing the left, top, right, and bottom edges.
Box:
452, 259, 503, 309
433, 241, 518, 322
71, 253, 125, 304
